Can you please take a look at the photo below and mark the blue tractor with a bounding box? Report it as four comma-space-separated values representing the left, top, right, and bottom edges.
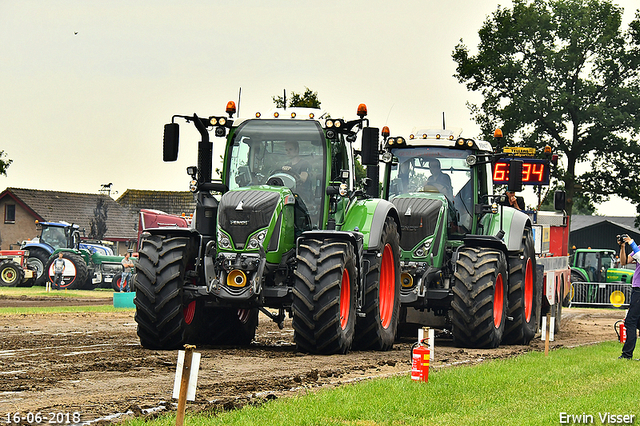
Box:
22, 221, 121, 288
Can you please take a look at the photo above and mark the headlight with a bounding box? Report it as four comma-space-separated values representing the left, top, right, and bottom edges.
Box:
218, 231, 231, 249
189, 180, 198, 192
248, 229, 267, 249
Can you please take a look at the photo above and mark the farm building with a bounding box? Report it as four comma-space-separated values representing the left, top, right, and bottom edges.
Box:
569, 215, 640, 254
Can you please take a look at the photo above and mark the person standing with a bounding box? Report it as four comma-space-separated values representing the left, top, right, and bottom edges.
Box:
52, 252, 65, 290
618, 235, 640, 359
120, 252, 135, 292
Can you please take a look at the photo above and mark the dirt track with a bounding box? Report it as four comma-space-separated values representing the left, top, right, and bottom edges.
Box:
0, 295, 626, 425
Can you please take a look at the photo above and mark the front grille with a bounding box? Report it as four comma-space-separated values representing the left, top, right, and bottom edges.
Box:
219, 190, 280, 249
392, 197, 442, 251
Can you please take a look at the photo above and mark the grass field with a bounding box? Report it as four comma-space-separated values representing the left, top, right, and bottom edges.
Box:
0, 285, 114, 298
124, 341, 639, 426
0, 285, 132, 314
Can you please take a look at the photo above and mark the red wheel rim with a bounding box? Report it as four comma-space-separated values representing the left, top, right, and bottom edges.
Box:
340, 268, 351, 330
524, 258, 533, 322
184, 300, 196, 325
493, 273, 504, 328
379, 243, 395, 329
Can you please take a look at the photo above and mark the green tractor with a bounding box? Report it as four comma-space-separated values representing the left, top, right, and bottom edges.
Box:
375, 127, 551, 348
24, 221, 124, 290
570, 248, 633, 306
570, 248, 632, 284
134, 102, 402, 354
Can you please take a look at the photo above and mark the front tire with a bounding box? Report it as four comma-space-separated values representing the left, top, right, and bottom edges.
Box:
451, 247, 508, 348
503, 229, 540, 345
27, 249, 50, 285
0, 261, 23, 287
112, 273, 124, 291
134, 235, 196, 350
292, 238, 356, 354
354, 217, 401, 351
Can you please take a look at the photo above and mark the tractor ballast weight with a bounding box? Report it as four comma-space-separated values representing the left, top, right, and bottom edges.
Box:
136, 103, 402, 354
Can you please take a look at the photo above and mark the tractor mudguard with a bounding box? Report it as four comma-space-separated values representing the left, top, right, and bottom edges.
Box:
341, 199, 400, 251
481, 208, 532, 252
142, 226, 199, 239
571, 267, 589, 282
22, 242, 53, 255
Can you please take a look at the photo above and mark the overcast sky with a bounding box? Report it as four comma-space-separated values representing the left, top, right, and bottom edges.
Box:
1, 1, 638, 215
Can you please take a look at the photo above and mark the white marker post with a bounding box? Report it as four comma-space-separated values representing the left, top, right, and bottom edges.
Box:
417, 327, 435, 361
173, 345, 201, 426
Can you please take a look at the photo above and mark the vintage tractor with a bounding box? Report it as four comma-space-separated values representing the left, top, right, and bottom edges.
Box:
0, 250, 35, 287
376, 127, 552, 348
134, 102, 402, 354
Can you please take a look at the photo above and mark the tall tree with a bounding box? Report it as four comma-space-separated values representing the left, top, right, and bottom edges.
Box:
0, 150, 12, 176
273, 87, 321, 109
453, 0, 640, 218
89, 197, 108, 240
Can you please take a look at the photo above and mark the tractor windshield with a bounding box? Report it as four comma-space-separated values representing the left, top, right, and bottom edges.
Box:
40, 225, 68, 250
227, 119, 326, 227
388, 147, 474, 231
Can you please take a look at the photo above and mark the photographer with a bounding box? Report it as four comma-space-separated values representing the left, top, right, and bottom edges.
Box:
618, 234, 640, 359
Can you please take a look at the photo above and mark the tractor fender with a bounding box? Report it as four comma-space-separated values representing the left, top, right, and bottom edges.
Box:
482, 208, 532, 252
571, 267, 589, 282
505, 209, 532, 252
22, 242, 53, 256
341, 199, 400, 251
142, 226, 199, 239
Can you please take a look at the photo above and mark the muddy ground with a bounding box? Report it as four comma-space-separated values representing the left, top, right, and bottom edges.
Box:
0, 294, 627, 425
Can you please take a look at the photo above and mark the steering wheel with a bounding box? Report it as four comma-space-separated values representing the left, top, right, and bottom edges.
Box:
420, 184, 442, 193
266, 170, 297, 190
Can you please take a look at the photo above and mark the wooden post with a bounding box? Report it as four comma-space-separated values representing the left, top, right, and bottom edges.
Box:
176, 344, 196, 426
544, 313, 550, 357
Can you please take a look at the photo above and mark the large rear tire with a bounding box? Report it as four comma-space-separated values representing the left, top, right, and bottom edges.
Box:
134, 235, 197, 350
503, 229, 540, 345
354, 217, 401, 351
292, 238, 356, 354
44, 252, 88, 290
451, 247, 508, 348
0, 261, 23, 287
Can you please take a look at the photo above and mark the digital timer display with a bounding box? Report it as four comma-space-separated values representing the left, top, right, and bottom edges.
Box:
492, 158, 550, 185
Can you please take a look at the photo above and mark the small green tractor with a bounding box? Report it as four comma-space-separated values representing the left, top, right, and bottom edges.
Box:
570, 248, 633, 306
135, 102, 402, 354
570, 248, 632, 284
374, 127, 554, 348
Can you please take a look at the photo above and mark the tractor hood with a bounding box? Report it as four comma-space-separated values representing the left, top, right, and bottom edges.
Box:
391, 193, 447, 252
218, 186, 295, 254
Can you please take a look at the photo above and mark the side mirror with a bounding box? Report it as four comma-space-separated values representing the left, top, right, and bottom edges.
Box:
360, 127, 379, 166
163, 123, 179, 162
508, 159, 523, 192
554, 190, 566, 211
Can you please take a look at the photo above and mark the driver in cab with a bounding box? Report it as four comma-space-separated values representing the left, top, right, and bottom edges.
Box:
281, 140, 311, 190
424, 158, 453, 202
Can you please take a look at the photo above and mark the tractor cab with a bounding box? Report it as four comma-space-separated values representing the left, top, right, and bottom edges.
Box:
382, 128, 494, 242
226, 116, 327, 229
37, 222, 81, 251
